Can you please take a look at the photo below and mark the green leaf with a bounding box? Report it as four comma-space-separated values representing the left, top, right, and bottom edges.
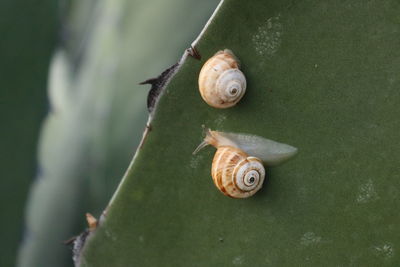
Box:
81, 0, 400, 265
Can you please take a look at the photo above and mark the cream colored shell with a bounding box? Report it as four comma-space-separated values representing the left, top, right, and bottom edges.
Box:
198, 49, 246, 108
211, 146, 265, 198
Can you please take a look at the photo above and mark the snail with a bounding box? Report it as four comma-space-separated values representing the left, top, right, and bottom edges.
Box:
198, 49, 246, 108
193, 129, 298, 198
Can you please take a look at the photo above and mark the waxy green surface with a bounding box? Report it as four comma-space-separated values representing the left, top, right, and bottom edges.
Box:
81, 0, 400, 265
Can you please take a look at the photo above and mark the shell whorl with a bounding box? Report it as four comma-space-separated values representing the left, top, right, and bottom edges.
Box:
211, 146, 266, 198
198, 49, 246, 108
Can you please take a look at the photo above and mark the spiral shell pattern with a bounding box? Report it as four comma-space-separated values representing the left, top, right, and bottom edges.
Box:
211, 146, 266, 198
198, 49, 246, 108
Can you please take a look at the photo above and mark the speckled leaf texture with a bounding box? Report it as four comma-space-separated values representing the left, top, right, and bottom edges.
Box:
80, 0, 400, 266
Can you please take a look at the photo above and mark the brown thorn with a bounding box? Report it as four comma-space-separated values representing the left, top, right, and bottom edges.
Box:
139, 77, 158, 85
187, 45, 201, 60
63, 235, 78, 245
86, 213, 98, 231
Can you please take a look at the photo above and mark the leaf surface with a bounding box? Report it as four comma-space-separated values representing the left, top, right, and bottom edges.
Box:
81, 0, 400, 266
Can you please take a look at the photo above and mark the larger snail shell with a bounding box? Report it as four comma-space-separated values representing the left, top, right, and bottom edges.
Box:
212, 146, 265, 198
194, 129, 298, 198
198, 49, 246, 108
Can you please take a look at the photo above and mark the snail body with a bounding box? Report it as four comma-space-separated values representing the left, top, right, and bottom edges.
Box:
194, 129, 298, 198
198, 49, 246, 108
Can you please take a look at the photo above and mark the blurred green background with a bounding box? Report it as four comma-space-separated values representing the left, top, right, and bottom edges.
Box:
1, 0, 219, 266
1, 1, 58, 266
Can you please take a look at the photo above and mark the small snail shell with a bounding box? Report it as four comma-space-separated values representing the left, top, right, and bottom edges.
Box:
193, 129, 298, 198
198, 49, 246, 108
211, 146, 265, 198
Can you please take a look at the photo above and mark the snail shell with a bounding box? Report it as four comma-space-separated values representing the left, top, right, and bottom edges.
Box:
194, 129, 298, 198
212, 146, 265, 198
198, 49, 246, 108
